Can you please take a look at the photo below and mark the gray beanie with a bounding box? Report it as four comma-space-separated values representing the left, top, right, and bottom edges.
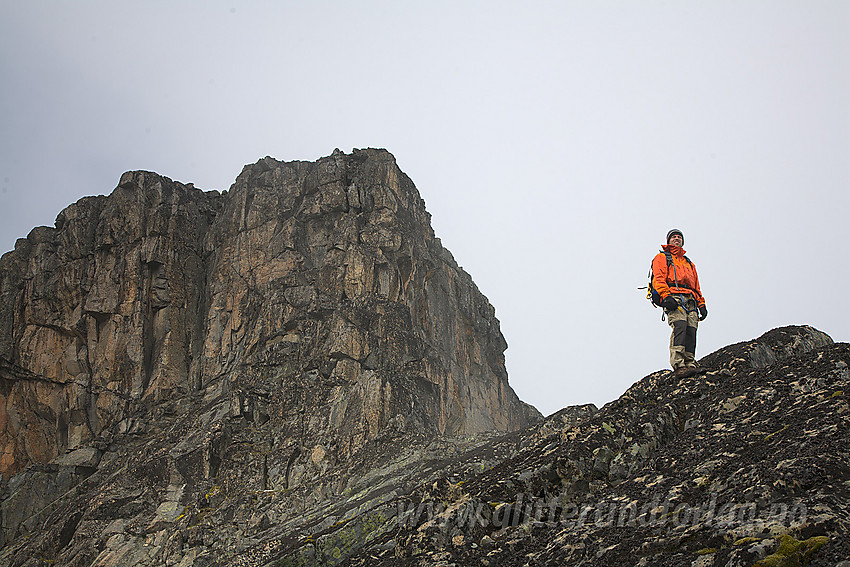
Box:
666, 229, 684, 245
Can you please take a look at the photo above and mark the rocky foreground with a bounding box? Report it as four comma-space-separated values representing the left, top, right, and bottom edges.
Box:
339, 325, 850, 567
2, 324, 847, 566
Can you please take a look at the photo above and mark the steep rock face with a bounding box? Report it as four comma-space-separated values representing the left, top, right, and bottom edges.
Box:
0, 176, 218, 476
0, 148, 539, 479
1, 324, 846, 566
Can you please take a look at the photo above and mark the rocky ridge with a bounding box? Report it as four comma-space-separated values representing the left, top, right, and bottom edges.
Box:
0, 149, 847, 566
2, 320, 847, 566
339, 325, 850, 567
0, 148, 538, 480
0, 149, 540, 565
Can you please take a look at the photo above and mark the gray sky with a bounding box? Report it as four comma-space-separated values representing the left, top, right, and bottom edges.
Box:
2, 1, 848, 416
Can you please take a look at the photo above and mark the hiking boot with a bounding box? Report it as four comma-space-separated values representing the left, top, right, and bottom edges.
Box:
673, 366, 696, 378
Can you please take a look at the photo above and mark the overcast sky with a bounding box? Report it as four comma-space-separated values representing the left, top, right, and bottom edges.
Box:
2, 1, 848, 417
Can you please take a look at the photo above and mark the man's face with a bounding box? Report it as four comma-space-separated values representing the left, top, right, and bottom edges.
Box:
669, 233, 683, 247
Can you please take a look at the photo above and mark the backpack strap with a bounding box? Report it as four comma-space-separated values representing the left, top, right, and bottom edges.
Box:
663, 250, 693, 268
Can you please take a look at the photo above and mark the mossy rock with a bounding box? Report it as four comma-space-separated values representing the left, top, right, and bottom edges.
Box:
316, 508, 391, 563
754, 534, 829, 567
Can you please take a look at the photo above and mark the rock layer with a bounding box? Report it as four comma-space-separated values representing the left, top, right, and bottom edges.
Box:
0, 148, 539, 480
1, 323, 847, 566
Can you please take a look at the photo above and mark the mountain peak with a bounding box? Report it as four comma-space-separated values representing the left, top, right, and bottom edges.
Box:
1, 151, 846, 565
0, 149, 539, 481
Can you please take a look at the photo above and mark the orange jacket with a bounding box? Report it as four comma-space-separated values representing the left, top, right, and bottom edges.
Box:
651, 244, 706, 306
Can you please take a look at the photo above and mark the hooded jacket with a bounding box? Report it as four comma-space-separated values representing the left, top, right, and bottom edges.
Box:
652, 244, 706, 307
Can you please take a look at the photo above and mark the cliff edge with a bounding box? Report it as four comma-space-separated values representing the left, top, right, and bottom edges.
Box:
0, 148, 540, 481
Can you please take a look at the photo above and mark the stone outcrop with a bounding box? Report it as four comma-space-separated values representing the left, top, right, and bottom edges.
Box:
1, 149, 847, 567
2, 320, 847, 566
0, 148, 539, 483
340, 325, 850, 567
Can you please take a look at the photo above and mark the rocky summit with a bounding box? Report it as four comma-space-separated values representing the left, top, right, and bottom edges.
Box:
342, 325, 849, 567
0, 149, 538, 564
0, 148, 538, 476
0, 152, 847, 567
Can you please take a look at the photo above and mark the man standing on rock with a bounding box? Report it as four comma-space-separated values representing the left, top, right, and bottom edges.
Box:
652, 229, 708, 378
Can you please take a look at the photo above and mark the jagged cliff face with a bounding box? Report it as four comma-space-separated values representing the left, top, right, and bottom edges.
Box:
0, 148, 539, 479
1, 322, 847, 566
4, 149, 845, 567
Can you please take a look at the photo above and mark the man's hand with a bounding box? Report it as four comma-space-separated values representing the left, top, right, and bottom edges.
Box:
661, 296, 678, 311
699, 305, 708, 321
